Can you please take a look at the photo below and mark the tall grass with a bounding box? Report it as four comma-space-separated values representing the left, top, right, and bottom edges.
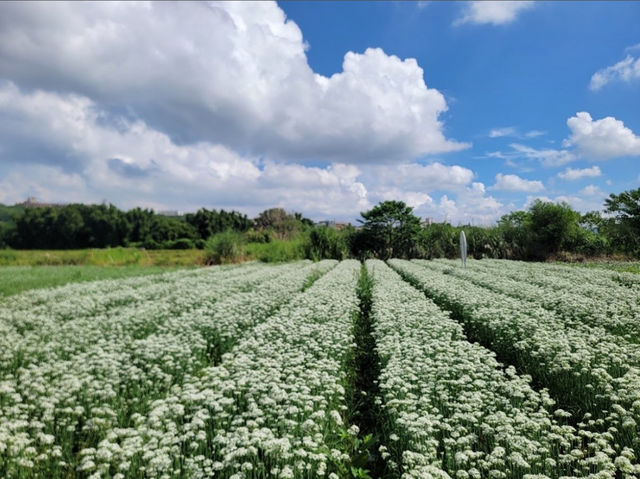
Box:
0, 247, 205, 266
245, 237, 307, 262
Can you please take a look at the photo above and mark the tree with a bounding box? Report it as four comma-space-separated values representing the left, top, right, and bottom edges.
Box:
253, 208, 304, 240
528, 200, 581, 259
416, 222, 457, 259
125, 208, 155, 244
604, 187, 640, 255
358, 200, 420, 259
54, 207, 84, 248
605, 188, 640, 223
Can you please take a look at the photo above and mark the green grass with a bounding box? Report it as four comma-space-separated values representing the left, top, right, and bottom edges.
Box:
564, 260, 640, 274
0, 247, 205, 266
0, 265, 189, 297
245, 239, 307, 262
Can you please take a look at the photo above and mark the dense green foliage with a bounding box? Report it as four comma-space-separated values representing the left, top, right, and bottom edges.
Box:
204, 230, 246, 264
605, 188, 640, 255
305, 226, 351, 260
245, 236, 309, 262
0, 203, 249, 250
253, 207, 313, 240
353, 200, 420, 259
347, 192, 639, 261
184, 208, 252, 240
2, 186, 639, 262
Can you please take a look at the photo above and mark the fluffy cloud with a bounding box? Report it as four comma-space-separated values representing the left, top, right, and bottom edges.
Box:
361, 162, 473, 193
454, 1, 534, 26
554, 194, 606, 213
565, 112, 640, 159
509, 144, 576, 167
399, 182, 504, 225
488, 113, 640, 166
524, 191, 607, 214
557, 166, 602, 181
0, 82, 493, 222
0, 82, 370, 216
579, 185, 603, 197
0, 2, 467, 163
590, 54, 640, 91
492, 173, 544, 192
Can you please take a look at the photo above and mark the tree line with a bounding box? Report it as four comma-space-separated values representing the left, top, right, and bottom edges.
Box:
335, 187, 639, 261
0, 186, 638, 262
0, 204, 252, 250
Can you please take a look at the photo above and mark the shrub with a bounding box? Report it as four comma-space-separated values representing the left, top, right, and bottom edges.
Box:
165, 238, 196, 250
305, 227, 349, 260
204, 230, 246, 264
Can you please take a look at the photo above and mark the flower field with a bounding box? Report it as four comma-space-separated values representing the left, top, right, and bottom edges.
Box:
1, 260, 639, 478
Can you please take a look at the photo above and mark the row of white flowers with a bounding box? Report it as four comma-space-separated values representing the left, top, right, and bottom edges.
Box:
427, 259, 640, 341
369, 260, 624, 478
0, 260, 337, 478
389, 259, 640, 477
0, 262, 274, 333
0, 262, 304, 374
473, 258, 640, 288
52, 259, 360, 479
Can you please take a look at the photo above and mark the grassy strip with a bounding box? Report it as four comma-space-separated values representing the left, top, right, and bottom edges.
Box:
0, 265, 187, 297
344, 264, 390, 478
0, 247, 205, 266
563, 260, 640, 274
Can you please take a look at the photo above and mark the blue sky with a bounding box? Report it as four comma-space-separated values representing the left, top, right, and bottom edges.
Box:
0, 1, 639, 223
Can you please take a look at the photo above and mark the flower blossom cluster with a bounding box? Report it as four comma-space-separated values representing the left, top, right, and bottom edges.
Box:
389, 259, 640, 477
0, 260, 338, 478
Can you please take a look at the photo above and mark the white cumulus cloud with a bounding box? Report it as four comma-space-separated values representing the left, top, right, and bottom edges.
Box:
0, 1, 468, 164
590, 53, 640, 91
0, 82, 491, 221
454, 1, 534, 26
492, 173, 544, 192
557, 166, 602, 181
565, 112, 640, 159
579, 185, 603, 197
0, 82, 371, 217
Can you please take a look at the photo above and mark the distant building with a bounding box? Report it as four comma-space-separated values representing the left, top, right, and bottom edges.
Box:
421, 216, 434, 226
316, 220, 352, 230
18, 197, 66, 208
334, 222, 351, 230
158, 210, 184, 217
316, 220, 334, 228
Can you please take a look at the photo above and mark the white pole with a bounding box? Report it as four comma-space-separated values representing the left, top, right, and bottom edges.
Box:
460, 230, 467, 268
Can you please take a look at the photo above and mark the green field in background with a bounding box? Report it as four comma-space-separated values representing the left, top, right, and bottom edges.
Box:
566, 260, 640, 274
0, 264, 190, 297
0, 247, 205, 267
